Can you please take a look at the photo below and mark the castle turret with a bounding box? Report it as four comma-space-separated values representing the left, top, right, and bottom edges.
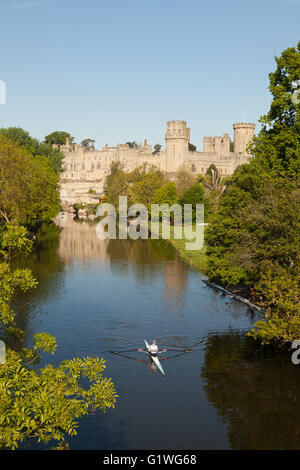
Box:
165, 120, 190, 172
233, 123, 255, 154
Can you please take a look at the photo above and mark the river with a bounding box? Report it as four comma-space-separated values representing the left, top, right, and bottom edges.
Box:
12, 215, 300, 450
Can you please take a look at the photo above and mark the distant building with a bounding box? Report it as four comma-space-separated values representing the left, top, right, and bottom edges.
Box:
58, 120, 255, 206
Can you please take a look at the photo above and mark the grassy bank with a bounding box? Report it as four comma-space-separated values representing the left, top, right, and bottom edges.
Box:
152, 222, 207, 273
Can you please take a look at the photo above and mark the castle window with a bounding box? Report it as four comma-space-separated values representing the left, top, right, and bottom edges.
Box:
191, 164, 196, 172
91, 163, 94, 170
82, 163, 85, 170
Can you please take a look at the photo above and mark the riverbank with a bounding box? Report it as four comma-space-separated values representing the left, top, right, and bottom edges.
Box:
152, 222, 207, 274
166, 225, 207, 274
159, 224, 261, 310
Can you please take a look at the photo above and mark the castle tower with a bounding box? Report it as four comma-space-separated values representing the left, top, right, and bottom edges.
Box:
233, 123, 255, 154
165, 120, 190, 172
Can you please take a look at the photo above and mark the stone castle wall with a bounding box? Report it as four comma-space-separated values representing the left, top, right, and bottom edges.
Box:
59, 120, 255, 207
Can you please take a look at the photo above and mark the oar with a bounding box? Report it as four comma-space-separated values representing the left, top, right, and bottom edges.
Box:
162, 347, 192, 353
161, 351, 191, 361
110, 348, 141, 354
110, 351, 147, 363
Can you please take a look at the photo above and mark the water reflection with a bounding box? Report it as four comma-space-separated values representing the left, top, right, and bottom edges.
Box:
201, 332, 300, 450
55, 215, 189, 309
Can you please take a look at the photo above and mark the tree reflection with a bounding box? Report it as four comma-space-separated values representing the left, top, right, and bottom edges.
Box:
201, 332, 300, 449
11, 223, 65, 343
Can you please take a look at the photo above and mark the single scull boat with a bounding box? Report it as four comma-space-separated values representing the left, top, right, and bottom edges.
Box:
144, 339, 165, 376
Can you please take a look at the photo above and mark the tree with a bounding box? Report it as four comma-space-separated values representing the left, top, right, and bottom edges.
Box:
81, 138, 95, 150
126, 141, 137, 149
0, 127, 64, 174
129, 167, 165, 208
188, 143, 197, 152
0, 127, 39, 154
104, 161, 128, 207
203, 164, 227, 212
205, 43, 300, 345
0, 223, 117, 449
179, 183, 208, 220
44, 131, 74, 146
174, 165, 196, 196
152, 143, 162, 155
151, 182, 178, 206
0, 135, 60, 226
251, 41, 300, 176
37, 142, 64, 174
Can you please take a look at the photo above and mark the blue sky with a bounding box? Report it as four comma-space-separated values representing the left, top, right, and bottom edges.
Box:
0, 0, 299, 150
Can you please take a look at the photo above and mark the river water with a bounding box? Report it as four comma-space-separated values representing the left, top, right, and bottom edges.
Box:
13, 216, 300, 450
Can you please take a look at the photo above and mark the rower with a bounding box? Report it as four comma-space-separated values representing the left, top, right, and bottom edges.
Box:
148, 340, 159, 357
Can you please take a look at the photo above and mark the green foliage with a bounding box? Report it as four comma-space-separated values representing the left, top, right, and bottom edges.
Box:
248, 263, 300, 344
0, 351, 118, 449
179, 182, 209, 220
0, 135, 60, 226
81, 138, 95, 150
251, 41, 300, 176
104, 162, 165, 209
188, 143, 197, 152
44, 131, 74, 146
129, 167, 165, 208
151, 182, 178, 206
0, 127, 65, 174
126, 141, 137, 149
205, 42, 300, 345
207, 172, 299, 286
103, 161, 128, 207
152, 143, 162, 155
0, 223, 33, 259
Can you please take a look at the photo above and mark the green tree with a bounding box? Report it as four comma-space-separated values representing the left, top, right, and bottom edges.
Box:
151, 182, 178, 206
129, 167, 164, 208
205, 43, 300, 345
188, 143, 197, 152
81, 138, 95, 150
179, 182, 208, 221
104, 161, 128, 207
44, 131, 74, 146
0, 135, 60, 225
251, 41, 300, 176
0, 127, 39, 154
0, 127, 64, 174
152, 143, 162, 155
126, 141, 137, 149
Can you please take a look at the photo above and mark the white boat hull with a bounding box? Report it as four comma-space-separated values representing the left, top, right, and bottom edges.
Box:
144, 339, 165, 376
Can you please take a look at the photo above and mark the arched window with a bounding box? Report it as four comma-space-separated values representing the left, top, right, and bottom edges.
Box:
191, 164, 196, 172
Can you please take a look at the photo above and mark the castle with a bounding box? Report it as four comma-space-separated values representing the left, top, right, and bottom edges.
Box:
58, 120, 255, 207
